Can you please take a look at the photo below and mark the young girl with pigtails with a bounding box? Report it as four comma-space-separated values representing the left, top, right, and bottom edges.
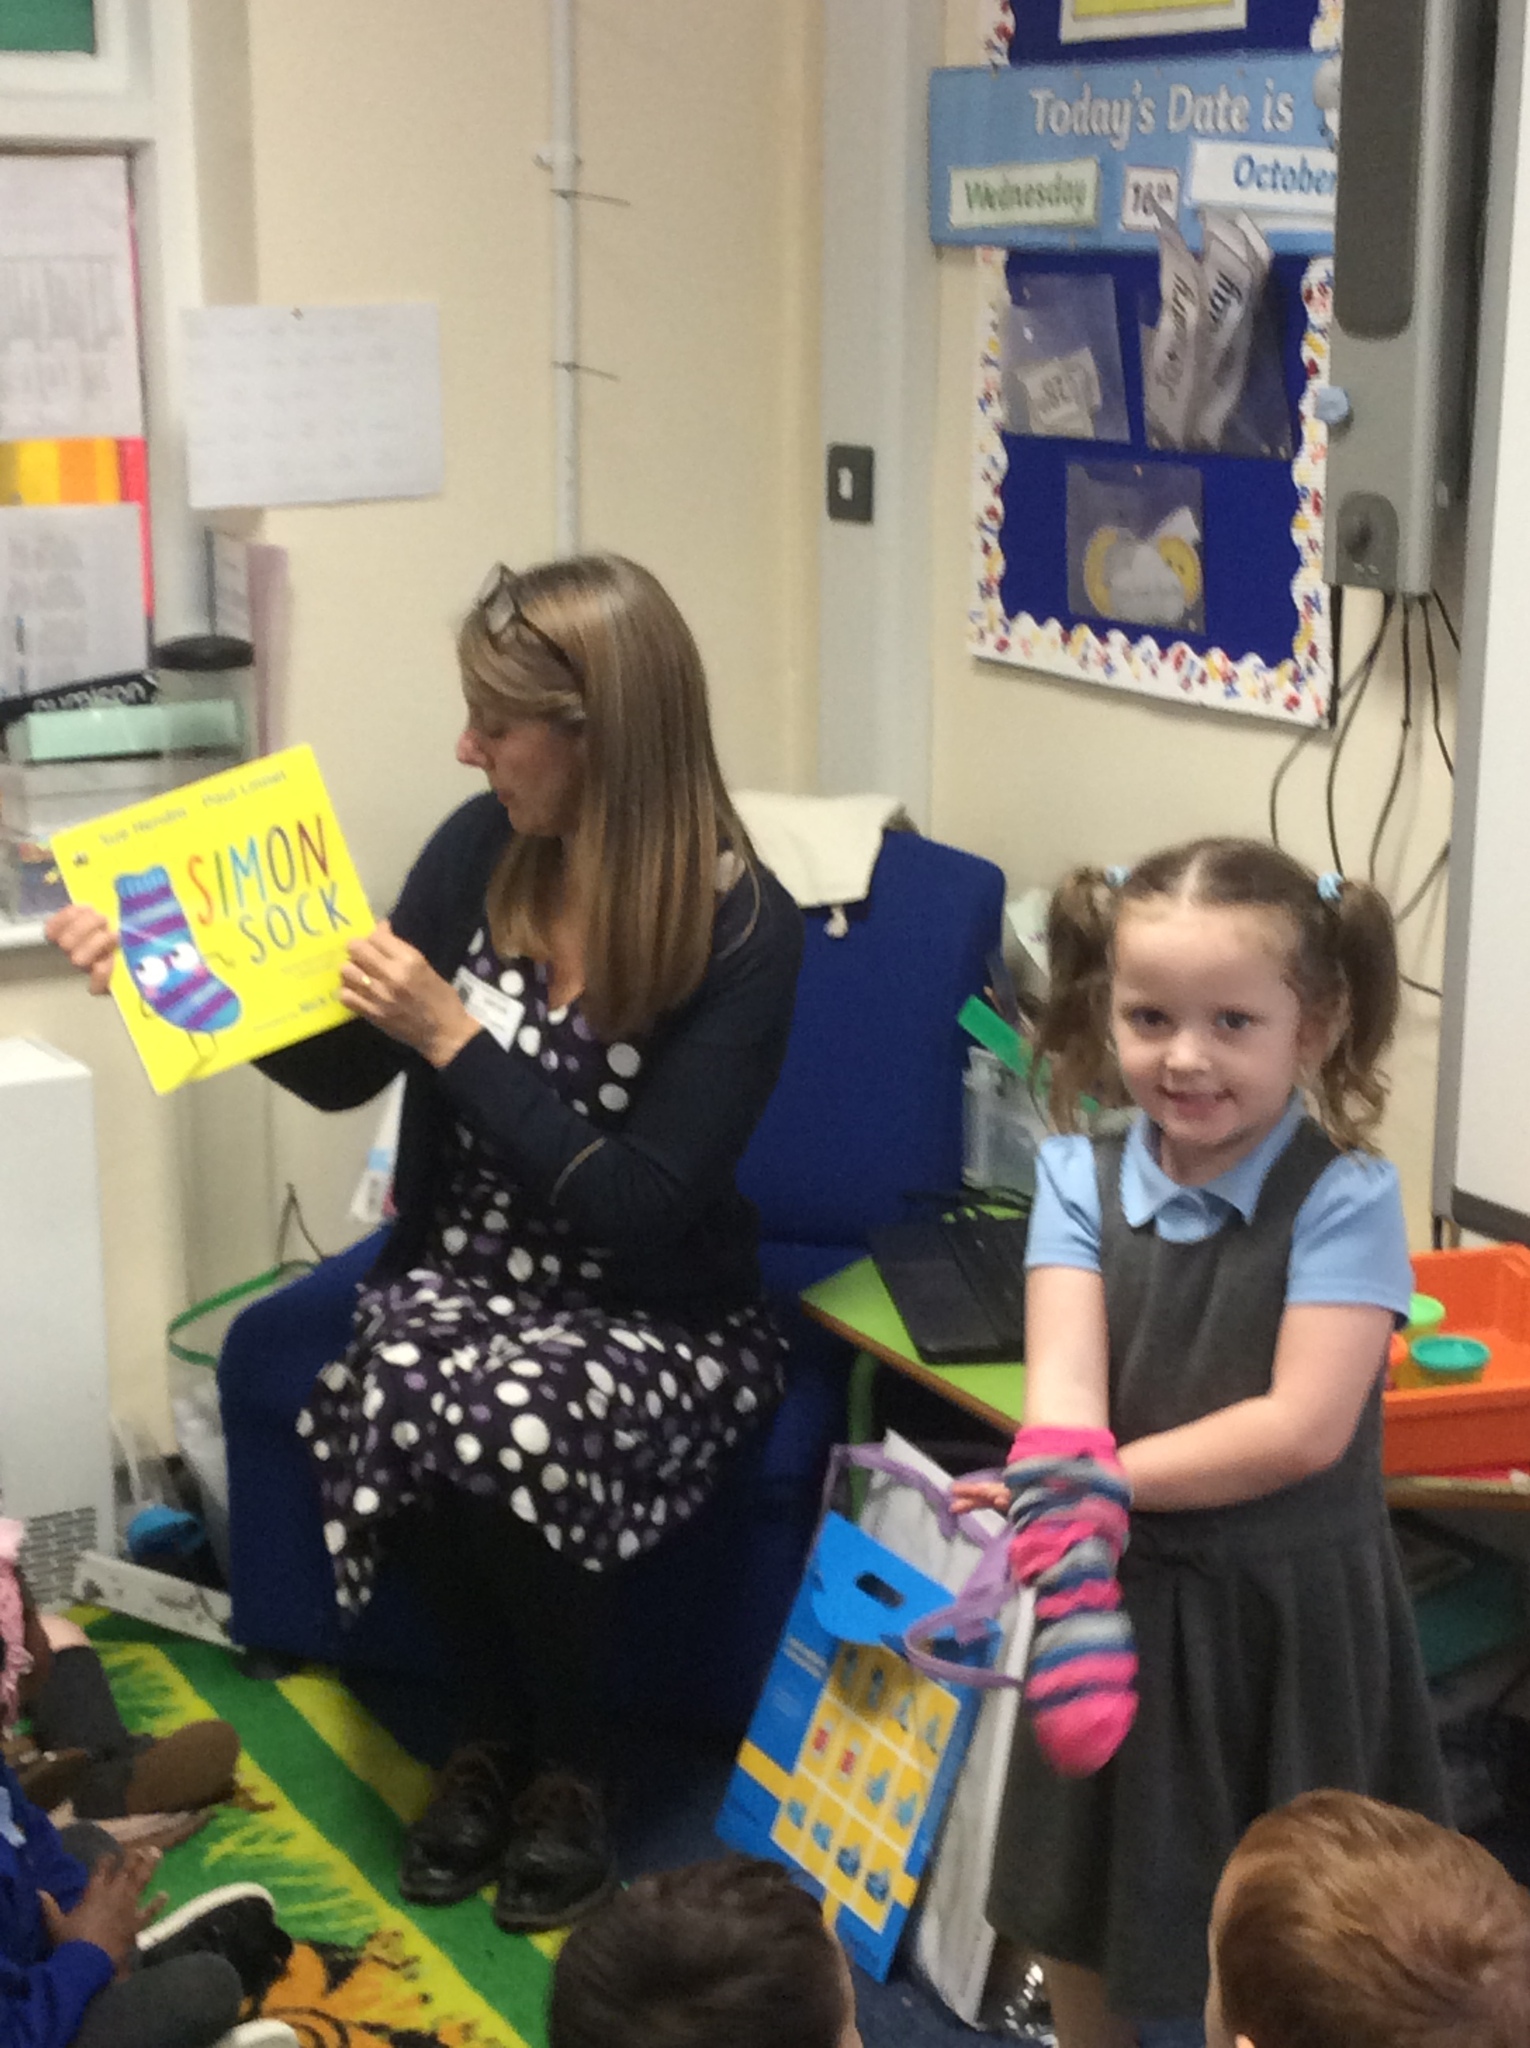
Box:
952, 839, 1447, 2048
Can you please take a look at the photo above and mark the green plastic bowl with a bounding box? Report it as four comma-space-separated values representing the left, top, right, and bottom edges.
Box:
1409, 1335, 1491, 1385
1406, 1293, 1447, 1338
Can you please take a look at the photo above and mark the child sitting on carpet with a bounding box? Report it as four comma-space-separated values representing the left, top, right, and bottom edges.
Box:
0, 1520, 296, 2048
1206, 1790, 1530, 2048
0, 1799, 295, 2048
18, 1612, 239, 1828
1, 1521, 239, 1828
547, 1854, 861, 2048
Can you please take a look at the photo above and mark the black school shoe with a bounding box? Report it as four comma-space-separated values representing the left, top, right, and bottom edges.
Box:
138, 1883, 294, 2004
399, 1741, 530, 1905
492, 1772, 618, 1932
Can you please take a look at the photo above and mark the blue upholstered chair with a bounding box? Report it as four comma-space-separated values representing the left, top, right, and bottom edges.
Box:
219, 828, 1005, 1746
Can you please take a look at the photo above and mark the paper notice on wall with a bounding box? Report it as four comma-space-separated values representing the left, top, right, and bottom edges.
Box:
0, 504, 148, 700
0, 155, 144, 441
183, 303, 445, 510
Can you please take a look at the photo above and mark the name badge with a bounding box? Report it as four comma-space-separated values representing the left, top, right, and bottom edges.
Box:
453, 967, 526, 1052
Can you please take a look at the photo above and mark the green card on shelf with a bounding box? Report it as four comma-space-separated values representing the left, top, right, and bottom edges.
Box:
958, 994, 1030, 1076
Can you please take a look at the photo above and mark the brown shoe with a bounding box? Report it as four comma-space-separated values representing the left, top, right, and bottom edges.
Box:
124, 1721, 240, 1816
16, 1747, 93, 1812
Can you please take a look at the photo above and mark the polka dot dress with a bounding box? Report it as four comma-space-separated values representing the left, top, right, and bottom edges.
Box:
299, 926, 787, 1612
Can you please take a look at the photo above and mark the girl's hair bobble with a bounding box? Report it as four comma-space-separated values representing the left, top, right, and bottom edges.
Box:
1316, 870, 1345, 905
1105, 865, 1132, 890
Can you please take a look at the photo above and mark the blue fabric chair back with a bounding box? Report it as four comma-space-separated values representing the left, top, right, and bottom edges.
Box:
739, 829, 1006, 1245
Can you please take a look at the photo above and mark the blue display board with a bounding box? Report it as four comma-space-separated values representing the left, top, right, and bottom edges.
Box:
945, 0, 1340, 725
930, 52, 1336, 253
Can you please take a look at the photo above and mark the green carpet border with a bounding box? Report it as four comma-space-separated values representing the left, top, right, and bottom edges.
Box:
85, 1613, 553, 2044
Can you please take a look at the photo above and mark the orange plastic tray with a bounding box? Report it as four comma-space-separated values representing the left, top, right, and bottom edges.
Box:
1383, 1246, 1530, 1475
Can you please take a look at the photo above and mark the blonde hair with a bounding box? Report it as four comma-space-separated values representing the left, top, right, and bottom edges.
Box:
457, 554, 754, 1042
1215, 1791, 1530, 2048
1038, 838, 1399, 1150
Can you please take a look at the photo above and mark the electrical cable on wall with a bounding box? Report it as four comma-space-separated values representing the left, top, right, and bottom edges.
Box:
1431, 588, 1461, 649
1395, 844, 1450, 926
1367, 599, 1415, 886
1421, 597, 1454, 774
1268, 587, 1456, 1000
1389, 591, 1458, 999
276, 1182, 326, 1267
1392, 595, 1457, 935
1323, 595, 1396, 873
1269, 597, 1392, 850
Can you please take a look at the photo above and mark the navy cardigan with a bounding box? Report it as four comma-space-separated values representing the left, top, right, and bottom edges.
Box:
259, 794, 803, 1315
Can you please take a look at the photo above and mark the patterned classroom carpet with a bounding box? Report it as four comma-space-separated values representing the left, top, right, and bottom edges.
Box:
83, 1611, 557, 2048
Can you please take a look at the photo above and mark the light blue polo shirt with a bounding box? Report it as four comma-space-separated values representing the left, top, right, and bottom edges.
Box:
1025, 1094, 1414, 1319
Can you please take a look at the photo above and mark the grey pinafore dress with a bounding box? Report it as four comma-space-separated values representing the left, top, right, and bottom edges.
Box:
986, 1119, 1448, 2022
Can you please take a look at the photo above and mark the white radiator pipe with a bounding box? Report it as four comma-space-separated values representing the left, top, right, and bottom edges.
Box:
549, 0, 580, 555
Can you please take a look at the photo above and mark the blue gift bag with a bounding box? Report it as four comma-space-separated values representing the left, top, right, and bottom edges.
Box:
716, 1507, 1001, 1979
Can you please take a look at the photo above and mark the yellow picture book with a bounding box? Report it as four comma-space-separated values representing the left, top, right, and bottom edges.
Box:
52, 744, 373, 1095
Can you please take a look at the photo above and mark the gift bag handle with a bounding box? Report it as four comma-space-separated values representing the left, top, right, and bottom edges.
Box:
822, 1445, 1022, 1692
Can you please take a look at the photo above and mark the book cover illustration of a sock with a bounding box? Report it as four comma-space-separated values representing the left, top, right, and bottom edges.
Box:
116, 867, 242, 1035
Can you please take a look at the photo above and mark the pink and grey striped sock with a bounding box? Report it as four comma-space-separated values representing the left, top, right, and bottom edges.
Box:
1004, 1425, 1137, 1778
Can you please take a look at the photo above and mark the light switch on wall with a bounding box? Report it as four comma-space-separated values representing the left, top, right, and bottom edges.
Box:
826, 444, 874, 523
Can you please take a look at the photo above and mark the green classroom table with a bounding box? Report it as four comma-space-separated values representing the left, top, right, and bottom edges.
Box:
800, 1256, 1024, 1445
800, 1258, 1530, 1515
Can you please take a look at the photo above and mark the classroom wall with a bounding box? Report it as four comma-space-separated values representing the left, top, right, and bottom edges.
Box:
0, 1, 822, 1436
928, 5, 1458, 1247
3, 0, 1457, 1455
237, 0, 821, 1259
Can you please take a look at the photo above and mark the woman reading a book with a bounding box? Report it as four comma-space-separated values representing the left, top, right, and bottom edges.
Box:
47, 554, 803, 1933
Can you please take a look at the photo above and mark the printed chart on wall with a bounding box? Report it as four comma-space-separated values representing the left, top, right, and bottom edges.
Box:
0, 154, 153, 698
931, 0, 1341, 723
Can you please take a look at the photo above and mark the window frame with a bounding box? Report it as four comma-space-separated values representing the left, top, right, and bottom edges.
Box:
0, 0, 130, 97
0, 0, 207, 642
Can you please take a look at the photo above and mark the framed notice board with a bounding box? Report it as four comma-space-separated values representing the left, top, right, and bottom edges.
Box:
933, 0, 1341, 724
